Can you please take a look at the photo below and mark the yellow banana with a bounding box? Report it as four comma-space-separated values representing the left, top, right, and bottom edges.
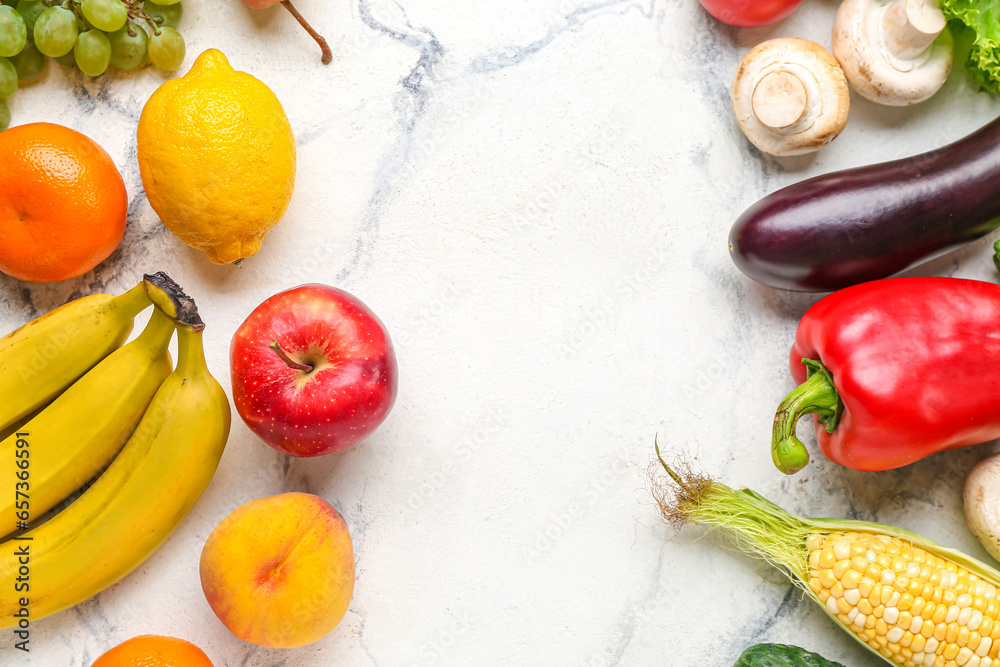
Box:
0, 283, 152, 432
0, 308, 175, 539
0, 281, 230, 628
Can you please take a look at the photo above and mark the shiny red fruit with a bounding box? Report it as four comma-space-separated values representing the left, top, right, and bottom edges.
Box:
230, 284, 398, 457
696, 0, 803, 27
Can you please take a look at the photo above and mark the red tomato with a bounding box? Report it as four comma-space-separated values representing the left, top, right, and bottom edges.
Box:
697, 0, 803, 27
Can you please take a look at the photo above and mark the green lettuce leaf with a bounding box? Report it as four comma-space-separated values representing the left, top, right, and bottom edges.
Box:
940, 0, 1000, 93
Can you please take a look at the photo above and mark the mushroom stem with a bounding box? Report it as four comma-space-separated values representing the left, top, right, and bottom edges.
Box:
832, 0, 952, 106
881, 0, 946, 63
752, 70, 809, 131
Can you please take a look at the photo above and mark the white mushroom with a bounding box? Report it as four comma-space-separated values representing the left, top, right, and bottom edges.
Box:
964, 452, 1000, 563
832, 0, 953, 106
731, 38, 851, 157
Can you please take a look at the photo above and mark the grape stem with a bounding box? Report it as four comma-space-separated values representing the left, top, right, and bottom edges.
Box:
280, 0, 332, 65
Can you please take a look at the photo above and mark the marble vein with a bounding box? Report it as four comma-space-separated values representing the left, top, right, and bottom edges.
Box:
467, 0, 651, 74
336, 0, 445, 284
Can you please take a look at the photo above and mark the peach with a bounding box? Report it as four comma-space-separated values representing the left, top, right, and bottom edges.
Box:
199, 492, 355, 649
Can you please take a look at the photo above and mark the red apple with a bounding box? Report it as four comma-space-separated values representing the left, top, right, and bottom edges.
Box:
230, 284, 398, 457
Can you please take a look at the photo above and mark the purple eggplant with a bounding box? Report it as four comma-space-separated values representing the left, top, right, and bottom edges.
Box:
729, 115, 1000, 292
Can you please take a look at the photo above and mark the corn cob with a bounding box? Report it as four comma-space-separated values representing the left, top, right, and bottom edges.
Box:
651, 444, 1000, 667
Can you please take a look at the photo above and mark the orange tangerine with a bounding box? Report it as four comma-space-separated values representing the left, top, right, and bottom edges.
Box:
90, 634, 214, 667
0, 122, 127, 283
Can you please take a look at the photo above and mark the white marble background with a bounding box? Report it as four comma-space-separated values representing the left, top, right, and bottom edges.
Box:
2, 0, 1000, 665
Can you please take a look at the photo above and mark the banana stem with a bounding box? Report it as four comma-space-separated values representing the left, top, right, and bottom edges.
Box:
176, 326, 208, 377
133, 308, 176, 349
143, 272, 205, 331
113, 282, 155, 319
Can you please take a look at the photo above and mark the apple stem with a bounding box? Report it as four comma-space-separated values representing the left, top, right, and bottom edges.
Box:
280, 0, 333, 65
270, 341, 314, 372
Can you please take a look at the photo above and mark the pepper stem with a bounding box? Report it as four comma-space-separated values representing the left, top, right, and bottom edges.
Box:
269, 341, 313, 372
771, 360, 843, 475
993, 239, 1000, 278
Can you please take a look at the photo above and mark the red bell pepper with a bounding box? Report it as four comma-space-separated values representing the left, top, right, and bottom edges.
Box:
772, 276, 1000, 474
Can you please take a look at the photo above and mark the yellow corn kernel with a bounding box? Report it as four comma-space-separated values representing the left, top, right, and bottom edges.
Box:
807, 532, 1000, 667
844, 569, 864, 589
934, 605, 950, 624
831, 582, 846, 600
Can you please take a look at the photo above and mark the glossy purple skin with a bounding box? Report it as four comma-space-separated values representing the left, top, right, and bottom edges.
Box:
729, 115, 1000, 292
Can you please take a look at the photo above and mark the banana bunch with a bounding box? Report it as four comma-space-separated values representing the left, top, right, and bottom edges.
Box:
0, 273, 231, 628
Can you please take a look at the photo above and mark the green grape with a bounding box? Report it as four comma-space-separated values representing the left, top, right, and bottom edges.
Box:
143, 1, 181, 29
54, 49, 75, 66
0, 56, 15, 98
81, 0, 126, 33
0, 6, 26, 57
147, 26, 182, 71
8, 37, 41, 78
0, 100, 9, 132
108, 22, 146, 70
14, 0, 42, 37
148, 0, 180, 6
33, 6, 77, 57
74, 28, 109, 75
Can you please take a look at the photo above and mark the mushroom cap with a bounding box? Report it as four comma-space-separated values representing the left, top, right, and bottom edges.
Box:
731, 37, 851, 157
832, 0, 953, 106
965, 453, 1000, 564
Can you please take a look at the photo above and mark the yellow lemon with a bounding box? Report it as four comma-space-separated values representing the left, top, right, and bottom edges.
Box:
137, 49, 296, 264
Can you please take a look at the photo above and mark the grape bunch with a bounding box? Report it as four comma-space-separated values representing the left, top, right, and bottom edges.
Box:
0, 0, 185, 130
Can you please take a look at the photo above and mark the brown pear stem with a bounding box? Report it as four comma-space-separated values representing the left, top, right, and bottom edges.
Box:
280, 0, 333, 65
270, 341, 313, 372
